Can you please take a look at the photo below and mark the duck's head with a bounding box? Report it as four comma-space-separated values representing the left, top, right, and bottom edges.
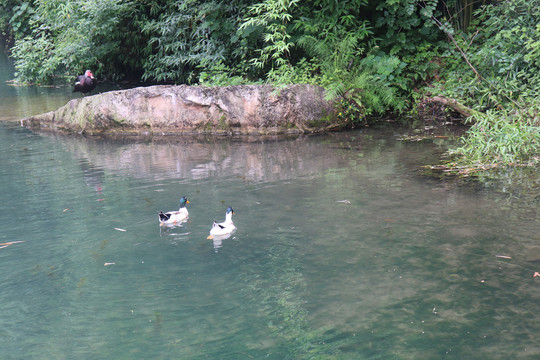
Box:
180, 196, 189, 207
226, 207, 234, 214
85, 70, 94, 78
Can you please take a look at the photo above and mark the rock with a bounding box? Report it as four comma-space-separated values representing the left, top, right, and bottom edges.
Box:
22, 84, 341, 135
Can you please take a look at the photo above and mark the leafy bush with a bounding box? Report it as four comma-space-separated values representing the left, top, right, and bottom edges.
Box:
197, 61, 252, 86
0, 1, 34, 44
240, 0, 299, 71
10, 30, 62, 84
432, 0, 540, 110
297, 34, 405, 117
10, 0, 152, 83
450, 106, 539, 166
427, 0, 540, 167
143, 0, 254, 83
373, 0, 441, 54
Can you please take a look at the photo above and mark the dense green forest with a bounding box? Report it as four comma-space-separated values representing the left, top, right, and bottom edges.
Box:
0, 0, 538, 168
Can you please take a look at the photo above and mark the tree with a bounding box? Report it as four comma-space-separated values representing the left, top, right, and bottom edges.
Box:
10, 0, 155, 83
142, 0, 254, 83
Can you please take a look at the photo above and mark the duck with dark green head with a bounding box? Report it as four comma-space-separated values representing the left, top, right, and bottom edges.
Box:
207, 206, 236, 239
159, 196, 189, 226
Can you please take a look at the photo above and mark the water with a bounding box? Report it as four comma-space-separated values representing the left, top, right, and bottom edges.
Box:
0, 50, 127, 122
1, 51, 539, 360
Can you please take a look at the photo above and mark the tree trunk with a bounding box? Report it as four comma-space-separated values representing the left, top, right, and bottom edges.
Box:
427, 96, 478, 119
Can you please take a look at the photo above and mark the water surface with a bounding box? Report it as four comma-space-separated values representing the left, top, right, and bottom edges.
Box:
1, 50, 539, 360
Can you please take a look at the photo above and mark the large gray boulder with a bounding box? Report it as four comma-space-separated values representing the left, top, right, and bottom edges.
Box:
22, 84, 342, 135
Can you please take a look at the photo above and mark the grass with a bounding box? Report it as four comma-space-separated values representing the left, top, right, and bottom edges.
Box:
448, 107, 539, 168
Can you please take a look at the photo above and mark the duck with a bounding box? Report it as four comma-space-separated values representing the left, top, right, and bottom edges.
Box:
207, 207, 236, 239
73, 70, 97, 94
159, 196, 189, 226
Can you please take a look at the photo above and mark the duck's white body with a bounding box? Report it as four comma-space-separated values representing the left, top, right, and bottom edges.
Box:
159, 208, 188, 225
159, 196, 189, 226
208, 207, 236, 238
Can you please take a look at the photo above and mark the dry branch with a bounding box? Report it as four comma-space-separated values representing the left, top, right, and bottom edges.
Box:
426, 96, 478, 119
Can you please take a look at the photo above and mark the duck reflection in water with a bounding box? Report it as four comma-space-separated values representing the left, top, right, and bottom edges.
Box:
79, 159, 105, 200
210, 233, 235, 252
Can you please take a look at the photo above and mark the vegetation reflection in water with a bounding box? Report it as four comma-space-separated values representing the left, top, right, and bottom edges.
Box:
0, 123, 539, 359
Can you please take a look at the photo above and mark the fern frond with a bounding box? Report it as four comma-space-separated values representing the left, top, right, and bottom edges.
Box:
324, 82, 347, 101
297, 35, 330, 61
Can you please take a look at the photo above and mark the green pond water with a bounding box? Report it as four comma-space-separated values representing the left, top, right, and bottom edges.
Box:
1, 50, 539, 360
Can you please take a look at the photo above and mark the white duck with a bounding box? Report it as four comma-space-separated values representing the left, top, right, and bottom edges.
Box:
159, 196, 189, 226
207, 207, 236, 239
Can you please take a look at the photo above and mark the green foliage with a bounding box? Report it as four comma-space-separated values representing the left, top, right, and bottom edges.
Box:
294, 0, 373, 49
471, 0, 540, 101
373, 0, 442, 54
6, 0, 424, 93
263, 57, 323, 86
368, 0, 452, 97
336, 98, 366, 126
422, 0, 540, 167
240, 0, 299, 70
432, 0, 540, 110
400, 41, 446, 88
297, 34, 406, 119
450, 106, 539, 166
10, 0, 154, 83
524, 23, 540, 69
6, 1, 33, 38
0, 1, 34, 43
142, 0, 253, 83
197, 61, 253, 86
10, 30, 60, 83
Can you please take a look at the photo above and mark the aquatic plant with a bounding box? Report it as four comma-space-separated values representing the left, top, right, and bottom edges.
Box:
240, 231, 362, 359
